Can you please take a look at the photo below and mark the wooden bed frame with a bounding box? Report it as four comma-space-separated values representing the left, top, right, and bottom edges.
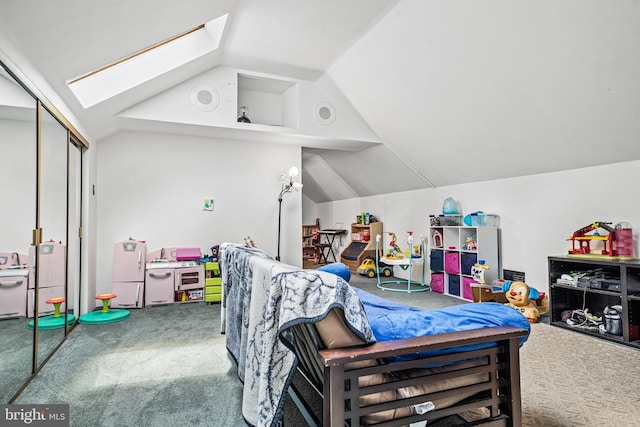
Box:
287, 321, 527, 427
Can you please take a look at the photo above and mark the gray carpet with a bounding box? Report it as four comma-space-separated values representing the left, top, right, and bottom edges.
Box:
15, 271, 640, 426
15, 303, 243, 426
1, 317, 33, 402
348, 273, 467, 310
14, 275, 470, 426
520, 322, 640, 427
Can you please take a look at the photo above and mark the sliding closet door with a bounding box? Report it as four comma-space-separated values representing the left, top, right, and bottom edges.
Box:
0, 63, 37, 402
66, 138, 83, 331
36, 105, 68, 368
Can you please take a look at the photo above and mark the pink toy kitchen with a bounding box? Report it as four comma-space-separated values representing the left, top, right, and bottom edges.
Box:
111, 239, 205, 309
145, 247, 204, 306
1, 241, 69, 320
0, 252, 29, 319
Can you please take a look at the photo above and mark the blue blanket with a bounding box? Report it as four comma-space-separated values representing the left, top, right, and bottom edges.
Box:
353, 287, 530, 358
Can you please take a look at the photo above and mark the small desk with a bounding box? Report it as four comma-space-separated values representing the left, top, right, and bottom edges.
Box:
316, 229, 347, 264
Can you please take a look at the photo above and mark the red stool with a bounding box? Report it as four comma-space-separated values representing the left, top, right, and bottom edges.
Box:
28, 296, 74, 330
95, 293, 116, 313
79, 293, 129, 325
46, 296, 66, 318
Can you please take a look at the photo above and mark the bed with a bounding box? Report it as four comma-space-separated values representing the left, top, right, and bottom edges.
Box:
220, 243, 529, 427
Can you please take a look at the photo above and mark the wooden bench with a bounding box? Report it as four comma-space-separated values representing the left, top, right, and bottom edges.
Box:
287, 310, 526, 427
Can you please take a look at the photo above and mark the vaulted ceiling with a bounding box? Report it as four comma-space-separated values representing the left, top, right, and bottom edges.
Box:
2, 0, 640, 203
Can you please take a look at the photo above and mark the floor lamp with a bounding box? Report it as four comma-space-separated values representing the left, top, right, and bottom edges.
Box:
277, 166, 303, 261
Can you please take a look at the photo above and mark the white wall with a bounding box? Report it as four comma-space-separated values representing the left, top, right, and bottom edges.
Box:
302, 193, 318, 226
315, 160, 640, 295
0, 119, 36, 254
95, 130, 302, 296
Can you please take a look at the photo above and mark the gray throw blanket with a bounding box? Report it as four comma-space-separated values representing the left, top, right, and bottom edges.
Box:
220, 243, 374, 427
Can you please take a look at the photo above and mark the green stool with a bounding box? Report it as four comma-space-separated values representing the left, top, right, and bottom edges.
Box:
79, 293, 130, 325
28, 297, 75, 330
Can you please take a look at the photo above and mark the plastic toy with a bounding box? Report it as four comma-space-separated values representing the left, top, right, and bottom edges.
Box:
210, 245, 219, 261
406, 232, 423, 258
568, 221, 635, 260
385, 231, 424, 260
79, 293, 130, 325
27, 297, 75, 330
357, 258, 392, 278
463, 235, 478, 250
442, 197, 458, 214
432, 229, 443, 248
385, 232, 404, 259
503, 281, 541, 323
504, 281, 539, 323
471, 260, 489, 284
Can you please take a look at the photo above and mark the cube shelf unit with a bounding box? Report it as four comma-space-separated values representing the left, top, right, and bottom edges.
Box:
548, 255, 640, 349
429, 221, 501, 300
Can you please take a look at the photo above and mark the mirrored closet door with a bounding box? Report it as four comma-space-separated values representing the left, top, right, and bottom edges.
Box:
35, 105, 69, 368
67, 137, 83, 331
0, 60, 87, 402
0, 63, 37, 403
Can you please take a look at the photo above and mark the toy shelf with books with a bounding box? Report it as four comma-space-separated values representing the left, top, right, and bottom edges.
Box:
428, 214, 501, 300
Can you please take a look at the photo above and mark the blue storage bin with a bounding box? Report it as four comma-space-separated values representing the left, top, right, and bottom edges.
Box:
461, 253, 478, 276
448, 275, 461, 297
430, 250, 444, 271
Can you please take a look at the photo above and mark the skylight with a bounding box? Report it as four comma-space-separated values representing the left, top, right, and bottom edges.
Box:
67, 14, 228, 108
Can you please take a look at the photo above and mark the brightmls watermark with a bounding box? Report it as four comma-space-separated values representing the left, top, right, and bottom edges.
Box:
1, 404, 69, 426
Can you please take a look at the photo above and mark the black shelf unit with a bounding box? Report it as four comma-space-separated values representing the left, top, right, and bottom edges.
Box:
549, 255, 640, 349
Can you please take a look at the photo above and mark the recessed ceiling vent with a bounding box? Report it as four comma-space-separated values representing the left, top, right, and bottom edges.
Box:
314, 102, 335, 125
190, 84, 219, 112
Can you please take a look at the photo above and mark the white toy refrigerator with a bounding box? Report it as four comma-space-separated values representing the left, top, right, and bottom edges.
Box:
27, 242, 66, 318
111, 239, 146, 308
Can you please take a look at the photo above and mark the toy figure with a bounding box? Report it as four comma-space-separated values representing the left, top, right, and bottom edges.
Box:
471, 260, 489, 284
386, 232, 404, 259
504, 281, 540, 323
210, 245, 219, 261
463, 235, 477, 250
414, 234, 424, 257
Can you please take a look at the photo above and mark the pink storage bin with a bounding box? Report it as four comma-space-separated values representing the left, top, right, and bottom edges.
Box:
176, 247, 201, 261
444, 252, 460, 274
430, 273, 444, 293
462, 277, 474, 300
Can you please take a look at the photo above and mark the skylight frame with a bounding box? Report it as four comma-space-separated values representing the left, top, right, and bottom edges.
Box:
67, 14, 228, 108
